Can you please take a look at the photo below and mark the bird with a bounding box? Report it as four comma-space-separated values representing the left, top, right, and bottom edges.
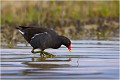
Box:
16, 26, 72, 55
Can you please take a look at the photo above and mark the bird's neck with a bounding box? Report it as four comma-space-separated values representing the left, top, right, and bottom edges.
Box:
58, 36, 65, 43
50, 36, 62, 49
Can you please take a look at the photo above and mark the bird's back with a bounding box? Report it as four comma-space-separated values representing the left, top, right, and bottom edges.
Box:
17, 26, 58, 43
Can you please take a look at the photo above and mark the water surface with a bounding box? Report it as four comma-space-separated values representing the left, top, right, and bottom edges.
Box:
1, 40, 119, 79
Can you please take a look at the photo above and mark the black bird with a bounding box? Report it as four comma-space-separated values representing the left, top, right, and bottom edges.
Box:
16, 26, 72, 54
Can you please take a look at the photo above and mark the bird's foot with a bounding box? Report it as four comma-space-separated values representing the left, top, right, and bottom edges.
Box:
31, 50, 55, 57
40, 51, 55, 57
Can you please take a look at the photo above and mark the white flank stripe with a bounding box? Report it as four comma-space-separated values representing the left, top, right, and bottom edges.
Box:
18, 30, 24, 35
31, 33, 41, 39
30, 32, 48, 42
31, 32, 48, 39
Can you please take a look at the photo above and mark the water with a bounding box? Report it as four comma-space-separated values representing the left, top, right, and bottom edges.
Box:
1, 40, 119, 80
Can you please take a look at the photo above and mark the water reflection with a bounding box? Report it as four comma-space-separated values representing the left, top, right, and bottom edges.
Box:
22, 56, 72, 76
31, 55, 72, 62
22, 56, 72, 69
1, 40, 119, 79
23, 62, 71, 68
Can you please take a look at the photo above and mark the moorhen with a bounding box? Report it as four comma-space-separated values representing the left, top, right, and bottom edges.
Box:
16, 26, 71, 55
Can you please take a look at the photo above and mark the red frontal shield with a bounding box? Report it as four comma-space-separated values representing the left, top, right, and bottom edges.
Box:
68, 43, 72, 52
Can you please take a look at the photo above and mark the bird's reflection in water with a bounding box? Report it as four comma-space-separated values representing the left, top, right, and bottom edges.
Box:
31, 57, 47, 62
23, 61, 71, 69
31, 54, 72, 62
23, 55, 72, 68
22, 63, 71, 76
22, 56, 72, 75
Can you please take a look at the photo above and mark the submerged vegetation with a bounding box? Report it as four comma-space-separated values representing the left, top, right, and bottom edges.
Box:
1, 1, 119, 48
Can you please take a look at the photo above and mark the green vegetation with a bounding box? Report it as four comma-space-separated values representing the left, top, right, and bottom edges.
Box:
1, 1, 119, 48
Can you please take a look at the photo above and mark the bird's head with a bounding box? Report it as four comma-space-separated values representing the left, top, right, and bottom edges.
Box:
60, 36, 72, 52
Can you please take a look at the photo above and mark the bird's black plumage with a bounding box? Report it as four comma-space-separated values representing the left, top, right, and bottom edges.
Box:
16, 26, 71, 52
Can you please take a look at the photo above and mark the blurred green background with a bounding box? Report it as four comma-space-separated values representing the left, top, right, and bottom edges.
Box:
1, 1, 119, 48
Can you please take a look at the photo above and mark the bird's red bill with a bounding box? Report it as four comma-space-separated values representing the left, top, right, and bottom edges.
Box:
68, 43, 72, 52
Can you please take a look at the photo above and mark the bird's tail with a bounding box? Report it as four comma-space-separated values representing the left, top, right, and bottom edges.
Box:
16, 26, 32, 30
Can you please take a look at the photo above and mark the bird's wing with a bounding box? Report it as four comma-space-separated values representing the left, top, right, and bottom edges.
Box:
30, 32, 51, 49
16, 27, 48, 43
16, 26, 32, 30
16, 26, 58, 43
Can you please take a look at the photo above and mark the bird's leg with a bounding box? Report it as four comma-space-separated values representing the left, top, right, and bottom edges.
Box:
31, 48, 55, 57
40, 50, 55, 57
40, 50, 45, 57
31, 48, 35, 53
39, 49, 47, 57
